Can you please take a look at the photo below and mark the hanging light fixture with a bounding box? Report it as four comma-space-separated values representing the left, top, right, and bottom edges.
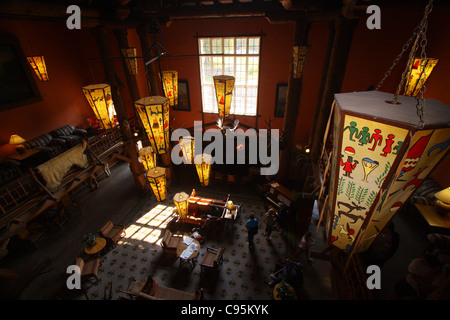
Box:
213, 75, 235, 119
325, 91, 449, 257
146, 166, 166, 201
194, 154, 212, 186
27, 56, 49, 81
404, 58, 438, 97
121, 47, 138, 75
291, 46, 309, 79
134, 96, 170, 155
161, 70, 178, 107
173, 191, 189, 219
82, 84, 116, 130
139, 146, 156, 171
179, 135, 195, 164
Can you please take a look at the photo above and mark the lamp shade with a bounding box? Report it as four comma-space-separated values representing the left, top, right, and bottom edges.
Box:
146, 166, 166, 201
9, 134, 25, 145
325, 91, 450, 255
213, 75, 235, 118
179, 136, 195, 164
138, 146, 156, 171
161, 70, 178, 107
82, 84, 116, 130
121, 47, 138, 75
173, 191, 189, 219
226, 200, 234, 210
194, 154, 212, 186
27, 56, 48, 81
135, 96, 170, 155
404, 58, 438, 97
435, 187, 450, 204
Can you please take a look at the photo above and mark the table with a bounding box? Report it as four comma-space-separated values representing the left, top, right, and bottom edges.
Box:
177, 238, 200, 268
221, 205, 240, 229
85, 237, 107, 256
273, 282, 297, 300
8, 148, 43, 167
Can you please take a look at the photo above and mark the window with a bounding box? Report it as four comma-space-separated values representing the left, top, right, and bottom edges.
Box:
198, 36, 260, 116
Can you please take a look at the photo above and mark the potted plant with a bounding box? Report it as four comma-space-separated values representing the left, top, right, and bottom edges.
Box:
275, 281, 297, 300
82, 233, 98, 247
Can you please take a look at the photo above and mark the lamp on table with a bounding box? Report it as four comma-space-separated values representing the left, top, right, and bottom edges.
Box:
9, 134, 26, 154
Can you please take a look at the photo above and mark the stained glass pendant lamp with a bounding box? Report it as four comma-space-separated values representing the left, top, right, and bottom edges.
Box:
194, 154, 212, 186
404, 58, 438, 97
27, 56, 49, 81
161, 70, 178, 107
179, 136, 195, 164
146, 166, 166, 201
139, 146, 157, 171
82, 84, 117, 130
135, 96, 170, 155
213, 75, 235, 118
173, 192, 189, 219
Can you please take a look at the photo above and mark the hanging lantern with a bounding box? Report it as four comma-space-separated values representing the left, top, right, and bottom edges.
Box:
179, 136, 195, 164
146, 166, 166, 201
27, 56, 49, 81
291, 46, 309, 79
139, 146, 156, 171
82, 84, 116, 130
404, 58, 438, 97
173, 192, 189, 219
121, 47, 138, 75
135, 96, 170, 155
161, 70, 178, 107
213, 75, 235, 118
325, 91, 450, 256
194, 154, 212, 186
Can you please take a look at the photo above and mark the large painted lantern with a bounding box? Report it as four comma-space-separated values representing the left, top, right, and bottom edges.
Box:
135, 96, 170, 155
326, 91, 450, 256
139, 146, 156, 171
194, 154, 212, 187
173, 192, 189, 219
146, 166, 166, 201
179, 135, 195, 164
213, 75, 235, 119
82, 84, 116, 130
161, 70, 178, 107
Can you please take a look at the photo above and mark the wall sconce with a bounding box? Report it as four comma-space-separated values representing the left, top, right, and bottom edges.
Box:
146, 166, 166, 201
173, 191, 189, 219
161, 70, 178, 107
134, 96, 170, 155
325, 91, 450, 256
194, 154, 212, 186
9, 134, 26, 154
121, 47, 138, 75
213, 75, 235, 119
404, 58, 438, 97
82, 84, 117, 130
179, 136, 195, 164
139, 146, 156, 171
291, 46, 309, 79
27, 56, 49, 81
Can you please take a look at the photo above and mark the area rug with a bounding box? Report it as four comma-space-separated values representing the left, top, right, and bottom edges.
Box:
82, 189, 298, 300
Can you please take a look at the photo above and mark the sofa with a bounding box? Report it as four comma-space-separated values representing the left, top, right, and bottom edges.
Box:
23, 125, 87, 164
127, 276, 204, 300
0, 157, 21, 186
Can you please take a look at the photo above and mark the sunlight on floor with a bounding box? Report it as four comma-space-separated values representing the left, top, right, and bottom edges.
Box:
119, 204, 176, 245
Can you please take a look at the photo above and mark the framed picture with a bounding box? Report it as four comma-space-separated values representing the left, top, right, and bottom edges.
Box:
0, 35, 41, 112
274, 83, 288, 118
174, 79, 191, 111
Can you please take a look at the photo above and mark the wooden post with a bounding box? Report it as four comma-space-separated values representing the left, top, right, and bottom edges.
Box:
92, 25, 146, 194
276, 20, 311, 183
310, 17, 358, 161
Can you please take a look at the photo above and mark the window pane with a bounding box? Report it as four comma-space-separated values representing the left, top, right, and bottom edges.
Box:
212, 38, 223, 54
248, 38, 260, 54
200, 38, 211, 54
236, 38, 247, 55
224, 38, 234, 54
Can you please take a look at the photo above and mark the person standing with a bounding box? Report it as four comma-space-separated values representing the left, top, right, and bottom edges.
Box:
263, 209, 277, 241
245, 213, 259, 248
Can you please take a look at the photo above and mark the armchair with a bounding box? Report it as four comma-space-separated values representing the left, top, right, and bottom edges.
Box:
199, 246, 224, 277
161, 230, 183, 256
99, 221, 125, 247
75, 257, 100, 285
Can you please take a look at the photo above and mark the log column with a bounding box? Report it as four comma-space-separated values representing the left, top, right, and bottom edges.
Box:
92, 25, 146, 194
277, 20, 311, 183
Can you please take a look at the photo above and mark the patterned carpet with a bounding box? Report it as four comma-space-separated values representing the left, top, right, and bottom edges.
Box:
82, 189, 299, 300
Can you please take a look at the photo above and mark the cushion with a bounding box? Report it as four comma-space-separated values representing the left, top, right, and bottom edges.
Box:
50, 125, 75, 137
73, 128, 87, 137
24, 133, 53, 149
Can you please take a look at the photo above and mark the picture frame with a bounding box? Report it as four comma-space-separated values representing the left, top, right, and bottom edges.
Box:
274, 83, 288, 118
0, 35, 42, 112
174, 79, 191, 111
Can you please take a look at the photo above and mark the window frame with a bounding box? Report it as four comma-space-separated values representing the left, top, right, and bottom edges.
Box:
198, 35, 261, 117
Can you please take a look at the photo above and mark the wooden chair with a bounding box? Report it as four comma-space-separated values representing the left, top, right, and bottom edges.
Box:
161, 230, 183, 256
75, 257, 100, 286
99, 221, 125, 247
200, 247, 224, 277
